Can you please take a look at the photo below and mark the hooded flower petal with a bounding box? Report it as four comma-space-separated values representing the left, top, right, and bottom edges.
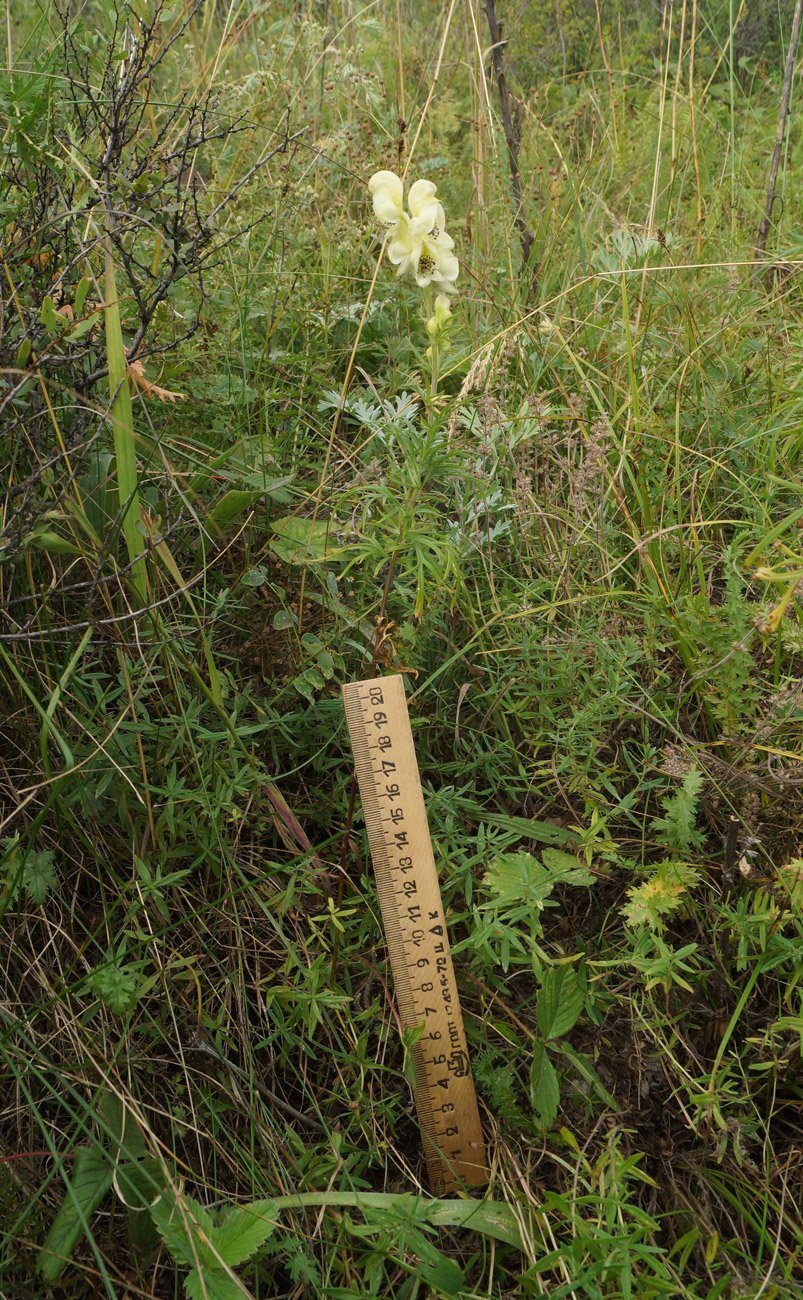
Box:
412, 228, 459, 290
386, 212, 418, 278
368, 170, 404, 227
408, 179, 445, 234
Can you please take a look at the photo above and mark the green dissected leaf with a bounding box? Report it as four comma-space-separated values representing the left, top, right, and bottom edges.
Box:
270, 516, 332, 563
22, 849, 58, 904
530, 1042, 560, 1128
211, 1199, 278, 1267
38, 1147, 114, 1282
540, 848, 594, 887
484, 851, 555, 908
622, 859, 700, 932
90, 962, 141, 1013
537, 966, 585, 1040
652, 766, 705, 854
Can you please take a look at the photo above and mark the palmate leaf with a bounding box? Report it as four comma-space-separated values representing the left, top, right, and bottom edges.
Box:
38, 1147, 114, 1282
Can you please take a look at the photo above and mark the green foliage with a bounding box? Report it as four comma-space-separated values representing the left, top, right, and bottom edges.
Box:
38, 1148, 114, 1283
623, 860, 702, 933
651, 768, 705, 856
5, 0, 803, 1295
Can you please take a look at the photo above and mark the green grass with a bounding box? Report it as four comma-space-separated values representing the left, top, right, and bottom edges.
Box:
2, 0, 803, 1296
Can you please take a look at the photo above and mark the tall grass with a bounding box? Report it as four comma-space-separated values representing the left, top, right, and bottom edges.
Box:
2, 1, 803, 1296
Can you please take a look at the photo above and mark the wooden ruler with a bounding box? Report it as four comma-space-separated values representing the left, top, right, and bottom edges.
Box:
342, 673, 487, 1194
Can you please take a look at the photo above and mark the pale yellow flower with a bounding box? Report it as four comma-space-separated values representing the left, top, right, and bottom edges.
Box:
413, 228, 459, 292
368, 170, 404, 227
408, 179, 445, 235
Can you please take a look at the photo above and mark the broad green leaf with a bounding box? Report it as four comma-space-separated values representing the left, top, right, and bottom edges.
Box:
559, 1043, 619, 1111
207, 489, 268, 529
40, 295, 62, 334
240, 566, 267, 588
416, 1252, 465, 1295
537, 966, 585, 1040
38, 1146, 114, 1282
270, 1192, 527, 1252
29, 529, 82, 555
270, 516, 332, 564
114, 1157, 165, 1210
68, 309, 101, 341
211, 1199, 278, 1266
530, 1042, 560, 1128
74, 275, 91, 316
185, 1267, 245, 1300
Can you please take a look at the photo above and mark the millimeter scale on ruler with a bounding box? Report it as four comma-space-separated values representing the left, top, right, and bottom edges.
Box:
342, 673, 487, 1194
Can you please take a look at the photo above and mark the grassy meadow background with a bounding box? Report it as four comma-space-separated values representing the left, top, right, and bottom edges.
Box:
3, 0, 803, 1294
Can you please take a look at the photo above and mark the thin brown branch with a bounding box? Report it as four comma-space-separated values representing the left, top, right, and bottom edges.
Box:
484, 0, 537, 301
754, 0, 803, 275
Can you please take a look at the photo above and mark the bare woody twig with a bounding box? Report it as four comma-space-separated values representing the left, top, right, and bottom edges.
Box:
484, 0, 537, 300
754, 0, 803, 275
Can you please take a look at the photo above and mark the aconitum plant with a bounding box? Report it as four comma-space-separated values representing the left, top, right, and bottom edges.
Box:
368, 169, 457, 397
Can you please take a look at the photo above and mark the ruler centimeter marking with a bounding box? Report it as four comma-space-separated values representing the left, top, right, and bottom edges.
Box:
342, 673, 487, 1194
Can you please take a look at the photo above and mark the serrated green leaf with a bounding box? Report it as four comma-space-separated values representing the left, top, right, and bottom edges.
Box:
185, 1267, 245, 1300
540, 847, 594, 886
211, 1199, 278, 1266
152, 1195, 216, 1269
530, 1042, 560, 1128
537, 966, 585, 1039
38, 1147, 114, 1282
22, 849, 57, 904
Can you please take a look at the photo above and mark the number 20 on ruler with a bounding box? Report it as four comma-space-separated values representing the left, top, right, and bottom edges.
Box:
342, 674, 487, 1193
